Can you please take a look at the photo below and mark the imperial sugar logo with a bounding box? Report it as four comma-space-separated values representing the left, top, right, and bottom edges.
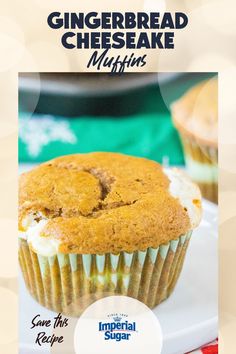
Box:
98, 313, 137, 342
74, 296, 163, 354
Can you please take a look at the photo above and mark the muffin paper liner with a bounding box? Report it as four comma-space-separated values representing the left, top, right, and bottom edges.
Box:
180, 136, 218, 203
19, 232, 192, 317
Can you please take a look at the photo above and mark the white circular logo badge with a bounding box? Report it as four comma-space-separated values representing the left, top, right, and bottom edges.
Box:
74, 296, 163, 354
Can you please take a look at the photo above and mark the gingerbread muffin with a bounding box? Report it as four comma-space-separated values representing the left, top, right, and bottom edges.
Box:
171, 77, 218, 203
19, 152, 201, 316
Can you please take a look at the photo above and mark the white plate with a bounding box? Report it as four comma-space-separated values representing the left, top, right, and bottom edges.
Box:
19, 200, 217, 354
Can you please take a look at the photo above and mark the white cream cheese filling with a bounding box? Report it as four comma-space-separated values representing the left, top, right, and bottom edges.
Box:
185, 155, 218, 183
19, 215, 60, 257
19, 168, 202, 256
164, 167, 202, 229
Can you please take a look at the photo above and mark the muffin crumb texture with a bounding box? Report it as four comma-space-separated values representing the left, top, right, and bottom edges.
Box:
19, 152, 200, 254
171, 77, 218, 147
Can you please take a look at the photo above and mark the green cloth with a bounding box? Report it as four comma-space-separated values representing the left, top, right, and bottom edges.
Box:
19, 73, 217, 165
19, 113, 184, 165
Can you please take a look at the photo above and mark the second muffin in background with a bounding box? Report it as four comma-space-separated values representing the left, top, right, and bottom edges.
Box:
19, 152, 202, 316
171, 77, 218, 203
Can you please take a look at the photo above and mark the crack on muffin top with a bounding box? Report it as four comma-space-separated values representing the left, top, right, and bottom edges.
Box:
19, 155, 163, 220
85, 167, 115, 201
18, 152, 198, 254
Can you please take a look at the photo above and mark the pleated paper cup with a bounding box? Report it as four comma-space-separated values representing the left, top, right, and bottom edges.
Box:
180, 135, 218, 204
19, 232, 192, 317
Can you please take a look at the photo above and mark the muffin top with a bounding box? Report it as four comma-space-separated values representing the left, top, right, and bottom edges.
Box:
171, 77, 218, 147
19, 152, 201, 256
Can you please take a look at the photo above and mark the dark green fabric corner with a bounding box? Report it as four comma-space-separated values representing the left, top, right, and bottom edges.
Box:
19, 113, 184, 165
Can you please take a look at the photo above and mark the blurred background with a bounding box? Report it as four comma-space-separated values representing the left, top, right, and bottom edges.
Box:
18, 72, 215, 170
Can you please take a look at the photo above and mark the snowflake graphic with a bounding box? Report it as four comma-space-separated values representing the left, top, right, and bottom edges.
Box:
19, 115, 77, 157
